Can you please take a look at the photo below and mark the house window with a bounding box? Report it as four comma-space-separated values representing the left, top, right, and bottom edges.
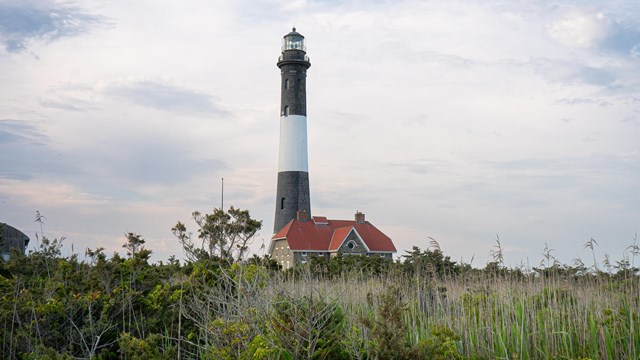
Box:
280, 197, 285, 210
284, 106, 289, 116
346, 240, 356, 250
318, 252, 324, 256
301, 252, 307, 257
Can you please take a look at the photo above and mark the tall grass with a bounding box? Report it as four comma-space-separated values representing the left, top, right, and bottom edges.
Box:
274, 267, 639, 359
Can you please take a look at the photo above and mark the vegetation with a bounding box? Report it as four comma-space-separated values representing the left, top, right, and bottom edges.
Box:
0, 209, 638, 359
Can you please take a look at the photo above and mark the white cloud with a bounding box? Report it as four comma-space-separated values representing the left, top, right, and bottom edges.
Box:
98, 78, 229, 115
548, 10, 613, 49
0, 0, 108, 52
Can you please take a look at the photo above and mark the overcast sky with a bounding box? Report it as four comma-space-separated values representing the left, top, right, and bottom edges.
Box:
1, 0, 639, 268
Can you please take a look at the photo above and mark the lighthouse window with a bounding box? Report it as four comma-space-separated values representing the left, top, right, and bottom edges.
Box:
285, 79, 289, 89
280, 197, 285, 209
284, 106, 289, 116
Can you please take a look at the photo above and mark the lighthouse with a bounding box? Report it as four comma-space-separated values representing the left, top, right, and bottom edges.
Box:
273, 28, 312, 234
268, 28, 397, 269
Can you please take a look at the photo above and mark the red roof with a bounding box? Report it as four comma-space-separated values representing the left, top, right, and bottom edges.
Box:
312, 216, 328, 224
272, 217, 396, 253
328, 226, 353, 251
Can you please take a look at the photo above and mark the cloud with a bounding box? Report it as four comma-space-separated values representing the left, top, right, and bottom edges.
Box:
548, 10, 613, 49
554, 98, 593, 105
621, 116, 640, 126
529, 58, 615, 86
547, 8, 640, 57
0, 120, 45, 144
385, 159, 458, 176
484, 154, 640, 207
99, 143, 230, 187
489, 154, 640, 176
100, 79, 229, 115
0, 177, 111, 209
0, 119, 73, 180
0, 0, 107, 53
39, 98, 84, 112
379, 153, 640, 213
0, 118, 230, 203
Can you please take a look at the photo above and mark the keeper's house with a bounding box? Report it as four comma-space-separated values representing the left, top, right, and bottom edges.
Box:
269, 210, 396, 269
1, 223, 30, 261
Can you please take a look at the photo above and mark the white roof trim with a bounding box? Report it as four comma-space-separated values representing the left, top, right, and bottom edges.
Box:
312, 216, 329, 225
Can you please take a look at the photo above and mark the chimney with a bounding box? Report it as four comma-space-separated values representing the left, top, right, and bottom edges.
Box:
355, 211, 365, 224
297, 210, 310, 222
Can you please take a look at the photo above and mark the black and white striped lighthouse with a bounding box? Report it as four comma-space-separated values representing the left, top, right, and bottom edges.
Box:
273, 28, 312, 233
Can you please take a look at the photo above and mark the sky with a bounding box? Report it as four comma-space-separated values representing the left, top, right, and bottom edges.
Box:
1, 0, 639, 268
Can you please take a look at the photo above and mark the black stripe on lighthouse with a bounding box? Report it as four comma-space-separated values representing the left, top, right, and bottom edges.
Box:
274, 28, 312, 234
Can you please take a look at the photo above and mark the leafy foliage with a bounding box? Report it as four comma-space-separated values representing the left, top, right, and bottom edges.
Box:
0, 211, 638, 359
173, 207, 262, 263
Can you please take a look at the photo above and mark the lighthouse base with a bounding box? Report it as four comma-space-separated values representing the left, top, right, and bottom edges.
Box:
274, 171, 310, 233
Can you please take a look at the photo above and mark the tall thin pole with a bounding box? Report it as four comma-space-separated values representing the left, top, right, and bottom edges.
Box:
221, 177, 224, 210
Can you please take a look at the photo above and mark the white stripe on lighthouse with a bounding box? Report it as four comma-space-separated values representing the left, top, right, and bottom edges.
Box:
278, 114, 308, 172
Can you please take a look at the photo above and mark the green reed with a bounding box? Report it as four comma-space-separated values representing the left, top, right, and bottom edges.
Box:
277, 266, 639, 359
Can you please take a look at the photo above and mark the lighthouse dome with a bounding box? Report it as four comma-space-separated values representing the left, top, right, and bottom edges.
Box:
283, 27, 306, 51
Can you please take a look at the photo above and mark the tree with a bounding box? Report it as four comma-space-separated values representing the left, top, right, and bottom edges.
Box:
402, 246, 459, 278
122, 233, 145, 256
0, 223, 5, 254
172, 206, 262, 263
361, 285, 413, 359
